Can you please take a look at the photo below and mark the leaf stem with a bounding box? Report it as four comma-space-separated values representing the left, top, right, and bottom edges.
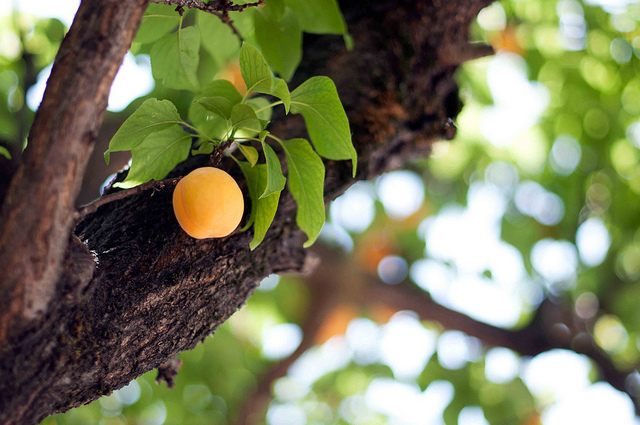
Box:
253, 100, 283, 114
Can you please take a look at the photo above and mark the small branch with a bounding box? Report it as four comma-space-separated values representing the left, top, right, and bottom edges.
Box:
149, 0, 264, 13
149, 0, 262, 42
74, 177, 181, 222
211, 139, 233, 166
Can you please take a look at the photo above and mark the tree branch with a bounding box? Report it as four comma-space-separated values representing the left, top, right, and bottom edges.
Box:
0, 0, 149, 340
0, 1, 494, 423
149, 0, 264, 43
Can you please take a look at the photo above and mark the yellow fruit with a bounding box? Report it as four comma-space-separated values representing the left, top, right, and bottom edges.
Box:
173, 167, 244, 239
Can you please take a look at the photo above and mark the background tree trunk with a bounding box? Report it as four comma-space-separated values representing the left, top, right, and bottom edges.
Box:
0, 0, 493, 423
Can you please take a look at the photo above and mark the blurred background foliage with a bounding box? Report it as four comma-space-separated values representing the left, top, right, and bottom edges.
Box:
3, 0, 640, 423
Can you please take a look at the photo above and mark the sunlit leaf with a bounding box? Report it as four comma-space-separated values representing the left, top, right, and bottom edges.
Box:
150, 27, 200, 91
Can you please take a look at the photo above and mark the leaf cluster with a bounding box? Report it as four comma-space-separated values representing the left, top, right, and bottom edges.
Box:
106, 43, 356, 249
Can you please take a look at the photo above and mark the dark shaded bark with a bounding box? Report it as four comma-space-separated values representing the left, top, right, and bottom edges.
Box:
0, 1, 494, 424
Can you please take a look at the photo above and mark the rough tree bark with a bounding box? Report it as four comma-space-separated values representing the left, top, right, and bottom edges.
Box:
0, 0, 494, 423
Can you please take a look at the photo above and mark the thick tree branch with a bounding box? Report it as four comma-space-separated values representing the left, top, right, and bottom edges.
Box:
0, 1, 493, 424
0, 0, 149, 338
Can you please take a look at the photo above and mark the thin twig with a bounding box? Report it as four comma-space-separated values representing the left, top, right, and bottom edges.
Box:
74, 177, 181, 222
149, 0, 261, 43
149, 0, 263, 13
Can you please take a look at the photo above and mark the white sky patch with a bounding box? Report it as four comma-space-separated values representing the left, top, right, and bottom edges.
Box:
365, 378, 453, 425
576, 217, 611, 267
27, 53, 154, 113
267, 403, 307, 425
414, 181, 532, 328
550, 135, 582, 175
481, 53, 550, 146
289, 336, 352, 388
459, 406, 490, 425
437, 331, 480, 370
376, 171, 425, 220
521, 349, 592, 403
330, 182, 376, 233
484, 347, 520, 384
531, 239, 579, 291
378, 312, 437, 380
541, 383, 638, 425
346, 318, 380, 364
262, 323, 303, 361
1, 0, 80, 28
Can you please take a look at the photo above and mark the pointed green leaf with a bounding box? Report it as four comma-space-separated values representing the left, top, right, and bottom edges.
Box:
197, 12, 241, 67
245, 97, 273, 122
189, 80, 242, 141
115, 125, 192, 189
237, 144, 259, 166
238, 44, 291, 112
239, 43, 272, 93
197, 96, 235, 120
150, 27, 200, 91
236, 161, 280, 249
134, 4, 180, 44
260, 141, 286, 198
0, 146, 11, 160
291, 76, 356, 175
255, 8, 302, 82
285, 0, 347, 34
192, 141, 214, 155
271, 77, 291, 113
197, 9, 256, 66
263, 0, 285, 21
231, 104, 261, 133
279, 138, 325, 247
105, 98, 182, 163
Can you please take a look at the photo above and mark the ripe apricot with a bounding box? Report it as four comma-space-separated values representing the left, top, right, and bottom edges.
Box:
173, 167, 244, 239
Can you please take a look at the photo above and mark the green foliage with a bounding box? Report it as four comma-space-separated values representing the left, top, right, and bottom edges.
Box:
285, 0, 346, 34
0, 145, 11, 159
115, 125, 191, 189
150, 26, 201, 92
236, 160, 280, 249
291, 76, 357, 174
106, 34, 355, 250
259, 140, 286, 198
254, 8, 302, 81
133, 4, 180, 44
239, 44, 291, 112
279, 138, 325, 247
104, 99, 182, 163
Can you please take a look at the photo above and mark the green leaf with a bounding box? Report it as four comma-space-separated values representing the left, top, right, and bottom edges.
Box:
260, 141, 286, 198
263, 0, 285, 21
245, 97, 273, 122
197, 96, 236, 120
0, 145, 11, 159
150, 26, 200, 91
237, 143, 259, 166
134, 4, 180, 44
105, 98, 182, 163
192, 141, 214, 155
189, 80, 242, 141
279, 138, 325, 247
115, 125, 192, 189
238, 44, 291, 112
285, 0, 347, 34
197, 12, 240, 67
271, 77, 291, 113
231, 104, 261, 133
255, 8, 302, 81
236, 161, 280, 249
290, 76, 357, 175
